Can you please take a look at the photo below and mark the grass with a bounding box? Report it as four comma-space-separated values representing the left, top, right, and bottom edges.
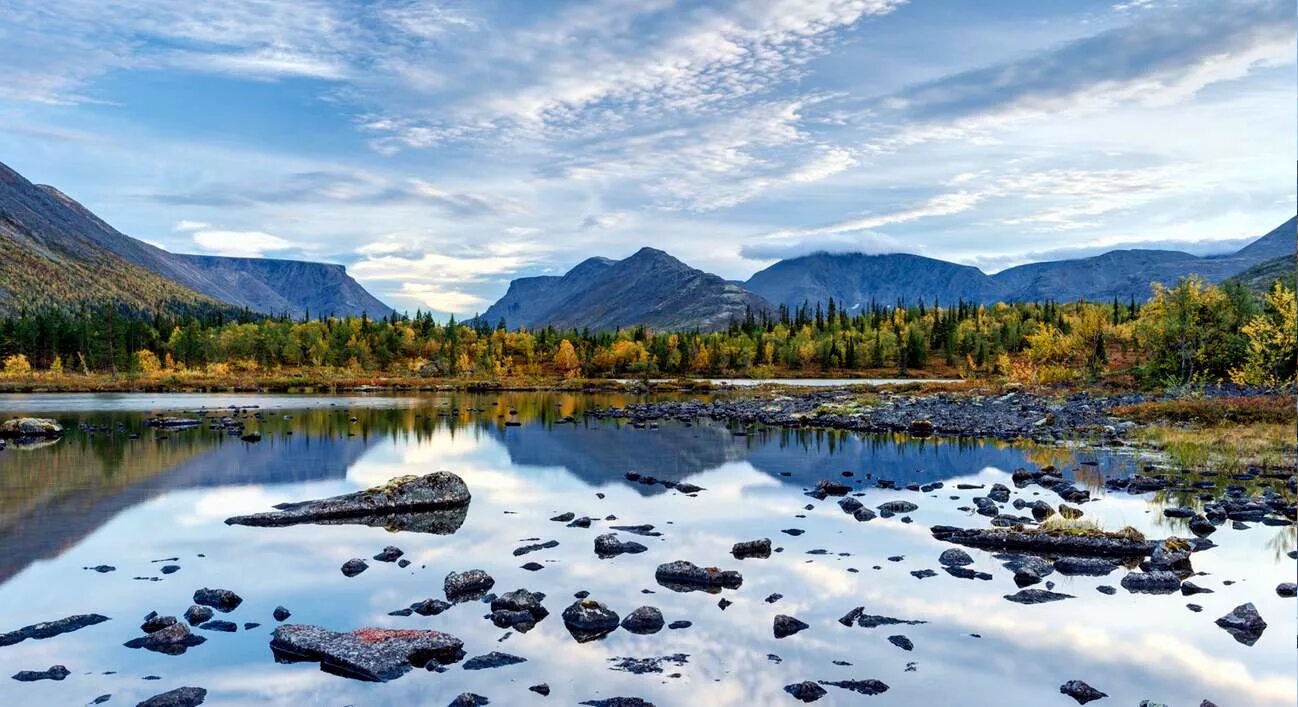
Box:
1034, 517, 1147, 542
1113, 396, 1296, 426
1131, 421, 1296, 472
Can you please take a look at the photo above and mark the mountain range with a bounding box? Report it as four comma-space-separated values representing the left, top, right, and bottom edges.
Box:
0, 161, 393, 318
481, 217, 1293, 329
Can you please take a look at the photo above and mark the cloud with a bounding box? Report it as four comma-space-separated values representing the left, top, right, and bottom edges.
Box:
190, 229, 306, 258
393, 283, 488, 313
758, 191, 984, 240
580, 212, 628, 230
740, 230, 910, 260
966, 236, 1261, 273
173, 219, 210, 232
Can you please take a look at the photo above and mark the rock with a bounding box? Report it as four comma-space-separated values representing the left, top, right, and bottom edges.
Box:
448, 693, 489, 706
784, 681, 828, 702
0, 417, 63, 439
908, 419, 934, 436
1121, 571, 1182, 595
373, 546, 404, 562
838, 497, 864, 514
668, 620, 691, 629
1096, 585, 1116, 595
1030, 500, 1056, 520
462, 651, 526, 670
1060, 680, 1107, 704
654, 561, 742, 592
141, 614, 177, 634
773, 615, 809, 638
1188, 517, 1216, 536
594, 534, 648, 558
608, 653, 688, 675
341, 559, 369, 577
444, 569, 495, 602
160, 565, 180, 575
1058, 504, 1084, 519
410, 599, 452, 616
938, 548, 973, 567
621, 606, 665, 634
244, 622, 260, 630
520, 562, 544, 571
578, 699, 653, 707
514, 539, 560, 556
273, 606, 292, 622
1214, 603, 1267, 646
820, 679, 889, 695
910, 569, 938, 580
813, 479, 851, 497
269, 624, 464, 681
1003, 589, 1073, 604
137, 687, 207, 707
731, 538, 771, 559
529, 684, 550, 696
853, 507, 877, 522
1163, 506, 1196, 518
198, 620, 237, 632
887, 634, 913, 651
11, 665, 70, 682
550, 512, 575, 522
988, 483, 1011, 503
1053, 557, 1118, 576
184, 606, 214, 626
562, 599, 620, 642
124, 622, 206, 655
0, 613, 110, 647
225, 472, 470, 534
1276, 583, 1296, 598
1009, 556, 1054, 587
878, 500, 918, 515
1180, 581, 1214, 596
489, 590, 548, 631
931, 526, 1152, 557
192, 588, 242, 613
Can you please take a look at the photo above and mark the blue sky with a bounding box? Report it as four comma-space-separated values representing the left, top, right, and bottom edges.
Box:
0, 0, 1293, 316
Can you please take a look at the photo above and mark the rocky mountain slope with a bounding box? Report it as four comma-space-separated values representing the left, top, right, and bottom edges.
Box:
480, 247, 772, 331
0, 161, 394, 318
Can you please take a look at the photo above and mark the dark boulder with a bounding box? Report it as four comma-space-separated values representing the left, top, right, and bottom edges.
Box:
655, 561, 742, 592
1060, 680, 1107, 704
1214, 603, 1267, 646
225, 472, 470, 535
192, 588, 242, 613
621, 606, 665, 634
269, 624, 464, 681
137, 687, 207, 707
444, 569, 494, 602
594, 534, 647, 558
731, 538, 771, 559
562, 599, 620, 643
784, 681, 828, 702
773, 615, 809, 639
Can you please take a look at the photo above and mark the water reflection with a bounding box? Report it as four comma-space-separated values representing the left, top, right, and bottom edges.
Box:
0, 393, 1292, 707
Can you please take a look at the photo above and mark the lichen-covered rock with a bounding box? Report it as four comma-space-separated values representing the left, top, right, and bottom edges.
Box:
269, 624, 464, 681
225, 472, 470, 534
0, 417, 63, 439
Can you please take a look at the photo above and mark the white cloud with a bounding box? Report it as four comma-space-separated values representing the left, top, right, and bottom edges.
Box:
190, 229, 305, 258
394, 283, 488, 313
173, 219, 210, 232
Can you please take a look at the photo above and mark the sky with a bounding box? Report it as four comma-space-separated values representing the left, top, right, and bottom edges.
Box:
0, 0, 1293, 317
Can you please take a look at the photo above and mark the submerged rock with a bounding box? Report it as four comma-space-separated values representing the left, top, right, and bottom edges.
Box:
462, 651, 526, 670
137, 686, 207, 707
1060, 680, 1107, 704
562, 599, 620, 643
1121, 571, 1182, 595
1003, 589, 1074, 605
11, 665, 70, 682
225, 472, 471, 534
0, 613, 110, 647
1214, 603, 1267, 646
1053, 557, 1119, 576
270, 624, 464, 681
820, 679, 889, 696
655, 561, 742, 592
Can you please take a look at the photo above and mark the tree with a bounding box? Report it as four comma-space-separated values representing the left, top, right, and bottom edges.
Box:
1231, 282, 1297, 386
554, 339, 581, 378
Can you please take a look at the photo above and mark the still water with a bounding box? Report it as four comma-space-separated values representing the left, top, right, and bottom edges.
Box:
0, 393, 1292, 706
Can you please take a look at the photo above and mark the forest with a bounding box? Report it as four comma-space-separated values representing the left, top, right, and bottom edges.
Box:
0, 277, 1293, 389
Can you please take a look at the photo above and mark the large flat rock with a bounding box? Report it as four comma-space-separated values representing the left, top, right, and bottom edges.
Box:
226, 473, 470, 534
270, 624, 464, 681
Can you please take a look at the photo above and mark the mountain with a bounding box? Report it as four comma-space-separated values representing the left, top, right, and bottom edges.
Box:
481, 247, 772, 331
746, 218, 1296, 309
0, 161, 394, 318
745, 252, 1002, 311
1224, 255, 1295, 293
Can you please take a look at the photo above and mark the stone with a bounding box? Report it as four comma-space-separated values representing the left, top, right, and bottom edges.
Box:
273, 606, 292, 622
1276, 583, 1296, 598
594, 534, 647, 558
887, 634, 913, 651
0, 613, 110, 647
184, 606, 214, 626
562, 599, 620, 643
11, 665, 70, 682
1053, 557, 1118, 576
654, 561, 742, 592
141, 614, 177, 634
731, 538, 771, 559
269, 624, 464, 681
462, 651, 526, 670
226, 472, 471, 535
773, 615, 809, 639
341, 559, 369, 577
1060, 680, 1107, 704
373, 546, 404, 562
784, 681, 828, 702
1214, 603, 1267, 646
124, 622, 206, 655
1003, 589, 1073, 604
621, 606, 665, 634
820, 679, 889, 696
198, 620, 237, 632
1120, 571, 1182, 595
192, 588, 242, 613
878, 500, 918, 515
931, 526, 1152, 557
448, 693, 489, 706
938, 548, 973, 567
0, 417, 63, 439
137, 687, 207, 707
444, 569, 495, 602
853, 508, 877, 522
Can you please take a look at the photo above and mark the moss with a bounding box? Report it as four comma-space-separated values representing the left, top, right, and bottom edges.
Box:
1026, 518, 1146, 543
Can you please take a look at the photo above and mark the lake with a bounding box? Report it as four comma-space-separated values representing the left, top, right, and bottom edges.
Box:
0, 393, 1292, 706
